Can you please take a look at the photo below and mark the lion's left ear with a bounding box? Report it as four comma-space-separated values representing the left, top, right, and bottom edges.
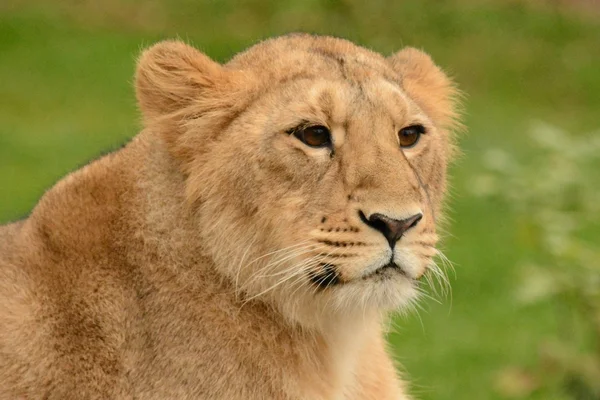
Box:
388, 48, 461, 130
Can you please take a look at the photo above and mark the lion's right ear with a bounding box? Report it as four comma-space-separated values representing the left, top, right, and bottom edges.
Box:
387, 48, 461, 131
135, 41, 225, 121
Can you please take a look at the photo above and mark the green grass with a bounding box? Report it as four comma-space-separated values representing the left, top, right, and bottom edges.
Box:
1, 1, 599, 399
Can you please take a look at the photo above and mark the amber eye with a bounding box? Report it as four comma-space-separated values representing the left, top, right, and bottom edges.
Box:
398, 124, 426, 148
292, 125, 332, 148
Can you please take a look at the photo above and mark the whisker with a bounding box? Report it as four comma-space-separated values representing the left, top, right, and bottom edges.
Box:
437, 249, 457, 278
243, 239, 315, 268
239, 244, 331, 305
415, 286, 442, 305
238, 243, 324, 292
234, 236, 258, 297
423, 271, 440, 298
241, 257, 321, 305
253, 245, 326, 279
428, 263, 449, 297
287, 251, 337, 301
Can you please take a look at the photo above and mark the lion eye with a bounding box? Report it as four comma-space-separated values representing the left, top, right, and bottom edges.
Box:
293, 125, 332, 148
398, 124, 426, 148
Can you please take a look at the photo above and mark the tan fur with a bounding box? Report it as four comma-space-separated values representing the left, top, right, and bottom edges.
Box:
0, 34, 460, 399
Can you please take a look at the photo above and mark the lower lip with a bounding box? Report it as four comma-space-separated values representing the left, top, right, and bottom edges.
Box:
363, 262, 407, 280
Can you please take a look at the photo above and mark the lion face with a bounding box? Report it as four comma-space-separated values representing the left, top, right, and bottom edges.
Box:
135, 35, 460, 326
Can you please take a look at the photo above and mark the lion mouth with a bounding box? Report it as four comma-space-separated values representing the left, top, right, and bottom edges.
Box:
309, 261, 409, 290
308, 263, 341, 289
362, 261, 407, 280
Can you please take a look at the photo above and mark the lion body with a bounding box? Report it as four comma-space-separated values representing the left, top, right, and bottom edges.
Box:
0, 34, 459, 399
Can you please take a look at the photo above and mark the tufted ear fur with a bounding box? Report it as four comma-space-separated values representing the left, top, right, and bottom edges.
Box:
388, 48, 461, 131
135, 41, 253, 166
135, 40, 226, 121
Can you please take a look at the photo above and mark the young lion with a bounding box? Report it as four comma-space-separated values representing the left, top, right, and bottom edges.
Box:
0, 34, 460, 399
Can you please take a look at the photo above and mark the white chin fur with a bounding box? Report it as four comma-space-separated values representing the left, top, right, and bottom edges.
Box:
330, 274, 418, 312
277, 273, 418, 330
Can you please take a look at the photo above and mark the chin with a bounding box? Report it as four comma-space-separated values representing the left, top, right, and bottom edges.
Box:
320, 272, 420, 317
276, 274, 418, 329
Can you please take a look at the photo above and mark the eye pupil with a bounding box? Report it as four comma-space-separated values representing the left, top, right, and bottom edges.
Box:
293, 125, 331, 148
398, 124, 425, 148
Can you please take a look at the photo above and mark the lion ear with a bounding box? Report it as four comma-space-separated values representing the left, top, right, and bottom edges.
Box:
135, 40, 225, 120
388, 48, 461, 130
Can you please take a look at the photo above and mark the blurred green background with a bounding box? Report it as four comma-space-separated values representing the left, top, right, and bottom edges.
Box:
1, 1, 599, 399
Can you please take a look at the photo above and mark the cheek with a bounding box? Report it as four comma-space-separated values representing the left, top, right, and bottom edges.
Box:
259, 139, 330, 185
414, 143, 448, 208
202, 135, 335, 242
238, 156, 327, 232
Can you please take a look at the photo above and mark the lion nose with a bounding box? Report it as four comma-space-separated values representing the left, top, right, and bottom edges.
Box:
360, 211, 423, 248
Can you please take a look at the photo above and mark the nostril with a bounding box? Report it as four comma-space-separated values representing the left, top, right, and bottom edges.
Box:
358, 210, 368, 225
359, 211, 391, 239
407, 213, 423, 230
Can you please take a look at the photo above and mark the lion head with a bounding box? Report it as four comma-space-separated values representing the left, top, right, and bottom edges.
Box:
135, 34, 461, 328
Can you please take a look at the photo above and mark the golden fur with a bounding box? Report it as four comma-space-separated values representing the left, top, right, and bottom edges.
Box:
0, 34, 460, 399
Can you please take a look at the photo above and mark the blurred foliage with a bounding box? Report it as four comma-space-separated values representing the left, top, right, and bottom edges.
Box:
472, 122, 600, 399
1, 1, 599, 399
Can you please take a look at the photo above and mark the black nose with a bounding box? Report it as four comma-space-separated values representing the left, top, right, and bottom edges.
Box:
360, 211, 423, 248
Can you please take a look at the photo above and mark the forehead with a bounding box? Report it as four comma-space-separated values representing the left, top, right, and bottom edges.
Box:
273, 77, 426, 135
227, 35, 401, 86
228, 35, 428, 126
306, 79, 414, 122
